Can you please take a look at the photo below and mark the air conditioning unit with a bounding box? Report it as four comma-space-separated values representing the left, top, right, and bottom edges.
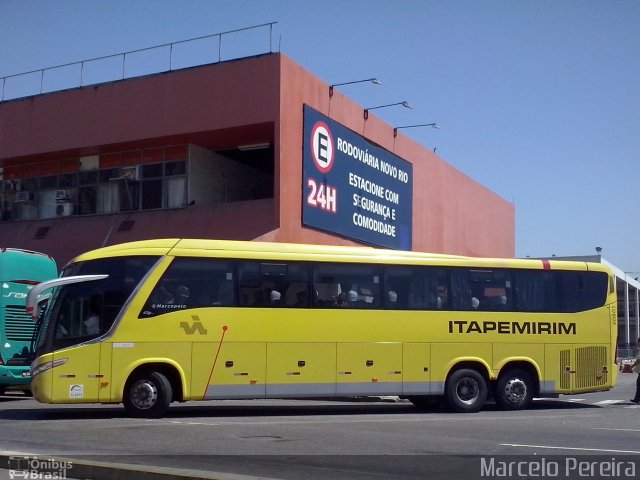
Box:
55, 202, 73, 217
55, 189, 69, 201
5, 180, 20, 191
14, 191, 34, 203
121, 165, 142, 181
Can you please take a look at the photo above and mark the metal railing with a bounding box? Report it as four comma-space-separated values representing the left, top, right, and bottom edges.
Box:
619, 347, 639, 361
1, 22, 277, 102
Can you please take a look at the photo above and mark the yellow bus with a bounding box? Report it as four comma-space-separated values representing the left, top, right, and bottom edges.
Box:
26, 239, 617, 417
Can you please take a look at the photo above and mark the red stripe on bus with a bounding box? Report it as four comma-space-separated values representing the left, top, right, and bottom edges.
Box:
203, 325, 229, 399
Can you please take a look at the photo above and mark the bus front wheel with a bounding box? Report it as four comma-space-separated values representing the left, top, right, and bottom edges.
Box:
123, 371, 172, 418
445, 368, 487, 413
495, 369, 533, 410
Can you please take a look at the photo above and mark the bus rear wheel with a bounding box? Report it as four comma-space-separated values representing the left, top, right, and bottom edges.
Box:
445, 368, 487, 413
495, 369, 533, 410
123, 370, 172, 418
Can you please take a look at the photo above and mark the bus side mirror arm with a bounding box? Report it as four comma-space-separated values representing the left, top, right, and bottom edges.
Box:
26, 274, 109, 321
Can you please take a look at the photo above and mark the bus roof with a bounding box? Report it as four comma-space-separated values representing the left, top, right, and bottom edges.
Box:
67, 238, 613, 274
0, 247, 54, 259
0, 247, 57, 282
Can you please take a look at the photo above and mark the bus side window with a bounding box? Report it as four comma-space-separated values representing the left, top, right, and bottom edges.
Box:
312, 263, 380, 309
514, 270, 557, 312
237, 261, 310, 308
213, 279, 235, 306
398, 266, 448, 311
450, 269, 472, 310
140, 258, 236, 317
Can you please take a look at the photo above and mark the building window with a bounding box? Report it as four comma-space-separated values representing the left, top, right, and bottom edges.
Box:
1, 149, 189, 221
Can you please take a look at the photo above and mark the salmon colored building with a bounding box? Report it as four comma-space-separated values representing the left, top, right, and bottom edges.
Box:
0, 52, 514, 267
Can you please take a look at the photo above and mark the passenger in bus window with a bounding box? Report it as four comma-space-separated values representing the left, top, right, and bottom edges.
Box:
84, 311, 100, 335
152, 283, 189, 311
471, 297, 480, 309
497, 295, 508, 310
155, 283, 175, 305
270, 290, 282, 306
437, 286, 448, 309
174, 285, 190, 306
347, 290, 358, 307
56, 321, 70, 338
387, 290, 398, 307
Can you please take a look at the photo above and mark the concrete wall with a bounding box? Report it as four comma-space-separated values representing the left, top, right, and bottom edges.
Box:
0, 55, 280, 159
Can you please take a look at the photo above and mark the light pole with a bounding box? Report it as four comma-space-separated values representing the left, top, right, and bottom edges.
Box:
364, 101, 412, 120
393, 123, 439, 137
329, 77, 380, 97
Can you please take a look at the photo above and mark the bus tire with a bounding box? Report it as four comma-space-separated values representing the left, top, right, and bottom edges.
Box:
495, 369, 533, 410
123, 370, 172, 418
445, 368, 487, 413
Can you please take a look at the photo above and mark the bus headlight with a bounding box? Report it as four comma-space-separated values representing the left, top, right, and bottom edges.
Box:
31, 358, 68, 378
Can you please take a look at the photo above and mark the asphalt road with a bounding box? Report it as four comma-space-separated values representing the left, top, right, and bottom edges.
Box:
0, 374, 638, 480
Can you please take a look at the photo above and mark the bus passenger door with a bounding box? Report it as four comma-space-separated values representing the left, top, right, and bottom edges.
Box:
51, 343, 102, 403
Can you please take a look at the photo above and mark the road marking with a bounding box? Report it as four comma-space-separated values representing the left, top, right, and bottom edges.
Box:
566, 398, 586, 402
501, 443, 640, 454
593, 427, 640, 432
594, 399, 625, 405
147, 412, 573, 428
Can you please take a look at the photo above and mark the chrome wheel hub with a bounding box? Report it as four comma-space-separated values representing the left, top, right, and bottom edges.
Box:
130, 379, 158, 410
456, 378, 480, 404
504, 378, 527, 404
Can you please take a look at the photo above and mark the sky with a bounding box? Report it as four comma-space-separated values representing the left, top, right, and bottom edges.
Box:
1, 0, 639, 272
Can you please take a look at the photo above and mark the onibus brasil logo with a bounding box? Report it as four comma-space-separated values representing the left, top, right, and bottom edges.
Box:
8, 456, 73, 479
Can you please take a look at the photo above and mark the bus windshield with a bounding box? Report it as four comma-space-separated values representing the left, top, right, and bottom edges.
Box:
34, 256, 159, 357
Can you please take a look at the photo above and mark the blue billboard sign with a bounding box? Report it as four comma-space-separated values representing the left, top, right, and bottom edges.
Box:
302, 105, 413, 250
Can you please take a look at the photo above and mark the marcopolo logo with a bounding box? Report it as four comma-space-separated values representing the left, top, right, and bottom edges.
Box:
310, 121, 334, 173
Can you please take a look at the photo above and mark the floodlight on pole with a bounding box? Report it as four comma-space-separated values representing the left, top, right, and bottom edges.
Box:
364, 101, 412, 120
329, 78, 381, 97
393, 123, 439, 137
